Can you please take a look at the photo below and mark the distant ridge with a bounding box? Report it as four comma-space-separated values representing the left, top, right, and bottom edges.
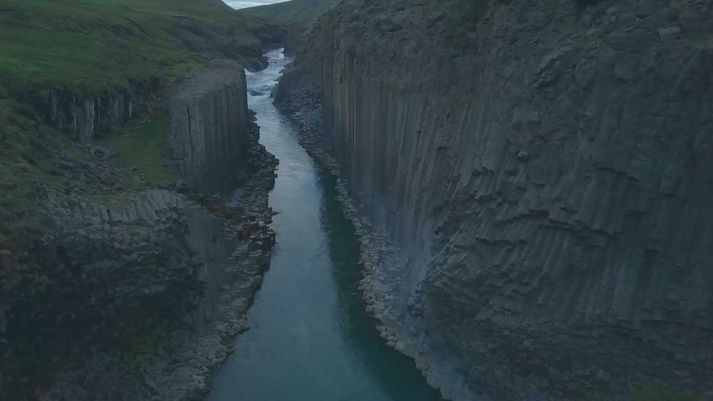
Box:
240, 0, 339, 27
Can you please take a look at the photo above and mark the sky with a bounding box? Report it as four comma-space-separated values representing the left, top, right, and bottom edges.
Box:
222, 0, 288, 9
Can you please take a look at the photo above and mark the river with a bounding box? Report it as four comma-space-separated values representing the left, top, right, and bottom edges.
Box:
206, 49, 442, 401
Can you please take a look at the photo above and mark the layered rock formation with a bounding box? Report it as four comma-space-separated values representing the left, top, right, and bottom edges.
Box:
168, 60, 251, 191
281, 0, 713, 399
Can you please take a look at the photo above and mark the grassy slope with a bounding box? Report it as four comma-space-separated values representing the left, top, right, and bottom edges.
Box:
0, 0, 270, 205
0, 0, 262, 315
0, 100, 77, 235
0, 0, 264, 94
240, 0, 339, 27
98, 108, 174, 189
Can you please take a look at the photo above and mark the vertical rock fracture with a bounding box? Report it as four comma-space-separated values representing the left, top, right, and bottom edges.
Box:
277, 0, 713, 399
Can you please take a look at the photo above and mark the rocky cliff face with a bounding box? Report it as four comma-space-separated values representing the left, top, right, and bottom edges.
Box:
1, 108, 277, 401
0, 1, 283, 398
15, 19, 276, 145
168, 60, 251, 192
288, 0, 713, 399
34, 166, 276, 401
26, 86, 151, 143
1, 53, 277, 401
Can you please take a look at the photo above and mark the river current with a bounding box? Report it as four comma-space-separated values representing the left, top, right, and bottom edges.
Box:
207, 49, 442, 401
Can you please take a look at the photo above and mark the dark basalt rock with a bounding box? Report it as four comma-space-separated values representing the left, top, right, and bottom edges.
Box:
279, 0, 713, 399
0, 61, 278, 401
167, 59, 254, 193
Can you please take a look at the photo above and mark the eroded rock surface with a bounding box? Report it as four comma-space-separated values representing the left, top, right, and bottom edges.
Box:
32, 119, 277, 401
279, 0, 713, 399
1, 63, 278, 401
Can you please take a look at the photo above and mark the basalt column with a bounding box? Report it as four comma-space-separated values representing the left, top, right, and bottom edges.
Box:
169, 60, 251, 192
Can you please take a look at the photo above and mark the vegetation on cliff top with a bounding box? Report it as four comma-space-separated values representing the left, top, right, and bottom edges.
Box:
0, 0, 265, 95
0, 0, 272, 206
98, 109, 175, 190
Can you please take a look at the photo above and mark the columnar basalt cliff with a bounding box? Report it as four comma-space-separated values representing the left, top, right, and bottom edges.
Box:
0, 27, 282, 401
2, 101, 277, 401
279, 0, 713, 399
1, 102, 277, 401
169, 60, 251, 191
39, 88, 144, 143
0, 0, 288, 399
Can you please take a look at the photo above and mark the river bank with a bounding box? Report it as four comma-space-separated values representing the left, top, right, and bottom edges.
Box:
271, 57, 456, 399
207, 48, 442, 401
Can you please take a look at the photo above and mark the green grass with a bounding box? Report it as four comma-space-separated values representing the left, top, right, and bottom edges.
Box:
99, 109, 175, 188
0, 100, 87, 234
0, 2, 267, 397
0, 0, 261, 95
0, 0, 269, 206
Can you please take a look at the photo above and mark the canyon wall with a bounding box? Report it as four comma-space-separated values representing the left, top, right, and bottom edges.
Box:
1, 49, 276, 401
44, 89, 136, 143
168, 60, 251, 191
0, 1, 284, 398
24, 87, 151, 143
2, 76, 277, 401
313, 0, 713, 399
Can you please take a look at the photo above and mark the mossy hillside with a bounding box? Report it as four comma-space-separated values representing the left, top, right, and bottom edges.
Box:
0, 0, 270, 194
0, 102, 177, 216
0, 0, 266, 96
0, 101, 58, 239
99, 108, 174, 189
0, 99, 137, 234
0, 0, 270, 207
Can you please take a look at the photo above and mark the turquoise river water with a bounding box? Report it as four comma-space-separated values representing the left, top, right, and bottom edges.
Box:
206, 50, 443, 401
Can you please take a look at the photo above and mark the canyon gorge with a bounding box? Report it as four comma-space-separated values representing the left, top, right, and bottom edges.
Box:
0, 0, 711, 400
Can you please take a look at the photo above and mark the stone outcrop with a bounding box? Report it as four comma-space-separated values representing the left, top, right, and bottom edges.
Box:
1, 51, 278, 401
18, 16, 278, 145
0, 2, 284, 399
1, 189, 201, 397
26, 86, 152, 143
1, 111, 277, 400
37, 144, 277, 401
280, 0, 713, 399
168, 60, 251, 192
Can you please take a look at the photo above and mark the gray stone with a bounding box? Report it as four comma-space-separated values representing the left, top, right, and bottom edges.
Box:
279, 0, 713, 399
168, 60, 251, 192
